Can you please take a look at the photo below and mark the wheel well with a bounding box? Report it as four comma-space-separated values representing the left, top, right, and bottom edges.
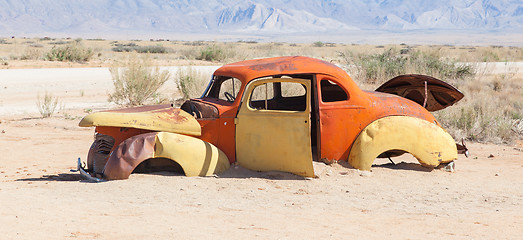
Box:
348, 116, 457, 171
132, 157, 185, 175
377, 150, 407, 158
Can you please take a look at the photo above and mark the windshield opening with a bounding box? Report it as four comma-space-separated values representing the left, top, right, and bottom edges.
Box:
203, 75, 242, 102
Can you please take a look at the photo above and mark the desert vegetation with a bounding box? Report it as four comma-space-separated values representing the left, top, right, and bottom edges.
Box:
434, 63, 523, 144
36, 91, 59, 118
175, 67, 209, 100
339, 47, 474, 84
108, 54, 170, 106
45, 42, 94, 62
1, 37, 522, 67
0, 37, 521, 144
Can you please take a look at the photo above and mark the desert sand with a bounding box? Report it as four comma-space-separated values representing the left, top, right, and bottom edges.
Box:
0, 67, 522, 239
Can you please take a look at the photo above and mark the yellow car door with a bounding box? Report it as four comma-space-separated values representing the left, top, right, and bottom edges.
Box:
235, 78, 314, 177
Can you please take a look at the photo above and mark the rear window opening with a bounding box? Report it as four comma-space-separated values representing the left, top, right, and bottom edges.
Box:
320, 79, 348, 102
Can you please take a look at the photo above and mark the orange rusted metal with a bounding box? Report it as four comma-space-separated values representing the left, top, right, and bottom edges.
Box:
200, 57, 439, 163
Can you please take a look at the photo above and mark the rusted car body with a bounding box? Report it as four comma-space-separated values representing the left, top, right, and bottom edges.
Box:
78, 56, 466, 181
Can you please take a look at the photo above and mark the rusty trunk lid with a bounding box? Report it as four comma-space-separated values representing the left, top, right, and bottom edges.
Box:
375, 74, 464, 111
79, 104, 201, 136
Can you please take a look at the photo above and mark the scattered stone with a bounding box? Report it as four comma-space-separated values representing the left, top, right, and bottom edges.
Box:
495, 173, 499, 176
488, 154, 494, 158
358, 170, 372, 177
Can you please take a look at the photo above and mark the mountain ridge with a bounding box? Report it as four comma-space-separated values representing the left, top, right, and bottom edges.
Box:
0, 0, 521, 38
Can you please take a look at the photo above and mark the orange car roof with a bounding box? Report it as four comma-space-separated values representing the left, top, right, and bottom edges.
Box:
213, 56, 351, 84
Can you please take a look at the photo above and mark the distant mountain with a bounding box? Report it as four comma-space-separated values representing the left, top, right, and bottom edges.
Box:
0, 0, 521, 37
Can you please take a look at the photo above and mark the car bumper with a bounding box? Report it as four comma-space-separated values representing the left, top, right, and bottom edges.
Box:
77, 158, 105, 182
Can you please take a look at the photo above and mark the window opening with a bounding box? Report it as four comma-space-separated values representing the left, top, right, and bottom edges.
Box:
320, 79, 348, 102
249, 81, 306, 111
218, 77, 241, 102
204, 76, 241, 102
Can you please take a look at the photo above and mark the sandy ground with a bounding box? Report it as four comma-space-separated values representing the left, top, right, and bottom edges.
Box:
0, 116, 521, 240
0, 67, 522, 239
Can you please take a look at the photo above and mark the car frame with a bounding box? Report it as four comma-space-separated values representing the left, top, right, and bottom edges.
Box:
78, 56, 467, 181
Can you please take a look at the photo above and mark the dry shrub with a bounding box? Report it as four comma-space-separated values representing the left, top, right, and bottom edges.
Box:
21, 48, 42, 60
434, 68, 523, 144
112, 43, 171, 53
108, 55, 170, 106
175, 67, 209, 100
339, 47, 474, 84
36, 92, 59, 118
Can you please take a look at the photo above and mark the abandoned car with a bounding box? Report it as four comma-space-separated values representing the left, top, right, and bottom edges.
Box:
78, 56, 467, 181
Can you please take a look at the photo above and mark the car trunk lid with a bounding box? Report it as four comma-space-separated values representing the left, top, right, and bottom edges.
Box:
375, 74, 464, 111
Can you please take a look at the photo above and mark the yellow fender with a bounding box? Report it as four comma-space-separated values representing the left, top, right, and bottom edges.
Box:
103, 132, 230, 180
348, 116, 457, 171
154, 132, 230, 176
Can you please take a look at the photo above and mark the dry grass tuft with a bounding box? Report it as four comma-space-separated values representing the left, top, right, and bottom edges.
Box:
36, 92, 59, 118
434, 67, 523, 144
175, 67, 209, 100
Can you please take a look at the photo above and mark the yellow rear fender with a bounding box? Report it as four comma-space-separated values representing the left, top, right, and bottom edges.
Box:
348, 116, 457, 171
103, 132, 229, 180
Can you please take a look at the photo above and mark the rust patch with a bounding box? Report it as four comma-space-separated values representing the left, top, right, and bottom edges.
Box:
154, 109, 188, 123
248, 59, 298, 72
103, 132, 157, 180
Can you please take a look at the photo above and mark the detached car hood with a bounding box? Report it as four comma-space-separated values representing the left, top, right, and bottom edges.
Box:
376, 74, 464, 111
79, 104, 201, 136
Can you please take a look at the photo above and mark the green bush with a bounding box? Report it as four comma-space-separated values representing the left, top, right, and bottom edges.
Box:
313, 41, 324, 47
45, 43, 94, 62
197, 45, 225, 61
108, 55, 170, 106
